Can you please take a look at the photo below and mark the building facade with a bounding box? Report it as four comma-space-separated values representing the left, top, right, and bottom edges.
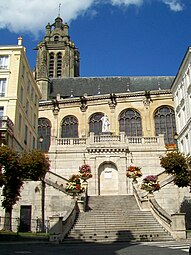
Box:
34, 17, 185, 219
171, 47, 191, 156
1, 17, 191, 233
0, 37, 41, 152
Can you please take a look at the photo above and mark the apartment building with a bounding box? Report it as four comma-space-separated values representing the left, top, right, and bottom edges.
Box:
171, 47, 191, 156
0, 37, 41, 152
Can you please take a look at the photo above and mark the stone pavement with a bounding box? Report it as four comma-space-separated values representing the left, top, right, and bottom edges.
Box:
0, 240, 190, 255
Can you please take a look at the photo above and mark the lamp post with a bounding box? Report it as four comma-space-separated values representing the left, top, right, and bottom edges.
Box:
39, 136, 43, 151
39, 136, 45, 232
174, 132, 178, 152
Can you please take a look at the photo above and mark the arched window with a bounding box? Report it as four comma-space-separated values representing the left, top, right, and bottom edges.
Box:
89, 113, 103, 135
61, 116, 78, 138
57, 52, 62, 77
38, 118, 51, 152
54, 36, 59, 42
119, 109, 142, 136
49, 53, 54, 78
154, 106, 176, 144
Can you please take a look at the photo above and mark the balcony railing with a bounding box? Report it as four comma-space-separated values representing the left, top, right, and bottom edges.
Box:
54, 133, 165, 147
0, 116, 14, 133
57, 137, 87, 145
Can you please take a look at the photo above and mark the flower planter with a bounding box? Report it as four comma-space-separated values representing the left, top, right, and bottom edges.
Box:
126, 166, 142, 183
80, 175, 92, 181
143, 187, 155, 193
79, 164, 93, 181
141, 175, 160, 193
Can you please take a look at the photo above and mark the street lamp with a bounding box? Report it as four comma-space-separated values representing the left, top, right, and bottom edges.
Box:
39, 135, 45, 232
174, 132, 178, 151
39, 136, 43, 151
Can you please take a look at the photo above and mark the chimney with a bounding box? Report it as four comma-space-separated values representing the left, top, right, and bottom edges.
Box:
18, 37, 23, 46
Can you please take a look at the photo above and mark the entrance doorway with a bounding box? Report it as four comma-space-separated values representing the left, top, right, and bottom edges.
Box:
98, 162, 118, 195
19, 205, 32, 232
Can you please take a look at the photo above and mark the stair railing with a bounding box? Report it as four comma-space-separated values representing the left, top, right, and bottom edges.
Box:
45, 170, 89, 242
49, 199, 78, 242
133, 183, 186, 240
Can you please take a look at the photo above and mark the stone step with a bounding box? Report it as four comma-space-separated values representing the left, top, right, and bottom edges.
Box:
70, 228, 166, 234
72, 224, 163, 229
77, 216, 154, 220
64, 195, 173, 243
64, 232, 173, 243
75, 218, 158, 223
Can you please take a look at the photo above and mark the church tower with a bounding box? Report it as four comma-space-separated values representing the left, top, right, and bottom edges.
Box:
35, 16, 80, 100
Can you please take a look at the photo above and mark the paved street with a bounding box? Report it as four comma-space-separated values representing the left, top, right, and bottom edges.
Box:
0, 241, 190, 255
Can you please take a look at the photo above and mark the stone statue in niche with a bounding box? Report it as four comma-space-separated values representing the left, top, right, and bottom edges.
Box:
101, 114, 110, 133
37, 44, 48, 78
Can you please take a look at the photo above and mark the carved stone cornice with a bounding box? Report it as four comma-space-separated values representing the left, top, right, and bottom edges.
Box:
87, 146, 129, 154
38, 89, 172, 110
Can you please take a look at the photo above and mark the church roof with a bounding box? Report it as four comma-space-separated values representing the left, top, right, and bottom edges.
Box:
49, 76, 174, 99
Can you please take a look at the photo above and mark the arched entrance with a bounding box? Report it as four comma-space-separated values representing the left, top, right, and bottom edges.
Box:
98, 162, 118, 196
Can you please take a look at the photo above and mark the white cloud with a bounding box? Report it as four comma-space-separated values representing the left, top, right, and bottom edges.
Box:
162, 0, 184, 11
0, 0, 185, 36
110, 0, 143, 6
0, 0, 95, 36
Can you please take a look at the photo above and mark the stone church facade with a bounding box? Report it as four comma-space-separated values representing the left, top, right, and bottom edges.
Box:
1, 16, 190, 232
35, 17, 186, 214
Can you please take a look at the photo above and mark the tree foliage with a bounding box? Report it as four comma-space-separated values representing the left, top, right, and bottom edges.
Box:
160, 151, 191, 188
0, 146, 22, 211
0, 146, 50, 230
20, 149, 50, 181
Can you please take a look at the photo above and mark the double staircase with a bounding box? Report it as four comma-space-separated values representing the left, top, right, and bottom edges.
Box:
64, 195, 173, 243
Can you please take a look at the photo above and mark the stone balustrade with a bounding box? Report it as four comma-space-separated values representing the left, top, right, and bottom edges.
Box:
53, 133, 165, 147
132, 183, 186, 240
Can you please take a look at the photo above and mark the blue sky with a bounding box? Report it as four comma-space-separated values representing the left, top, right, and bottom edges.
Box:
0, 0, 190, 77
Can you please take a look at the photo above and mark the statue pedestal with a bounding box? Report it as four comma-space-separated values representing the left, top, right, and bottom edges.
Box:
101, 132, 112, 135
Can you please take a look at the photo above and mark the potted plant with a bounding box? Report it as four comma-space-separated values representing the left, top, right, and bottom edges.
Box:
141, 175, 160, 193
79, 164, 93, 181
65, 174, 84, 196
126, 165, 142, 182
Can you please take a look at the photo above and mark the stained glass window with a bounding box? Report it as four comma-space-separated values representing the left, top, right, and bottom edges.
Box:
61, 115, 78, 138
38, 118, 51, 152
119, 109, 142, 136
154, 106, 176, 144
89, 113, 104, 135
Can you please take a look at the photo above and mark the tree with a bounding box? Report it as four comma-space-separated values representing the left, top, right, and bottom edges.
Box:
20, 149, 50, 181
20, 149, 50, 232
160, 151, 191, 188
0, 146, 22, 230
0, 147, 50, 231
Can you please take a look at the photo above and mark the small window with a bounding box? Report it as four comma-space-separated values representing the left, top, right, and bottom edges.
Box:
18, 113, 22, 132
0, 56, 8, 69
35, 94, 37, 106
26, 100, 29, 116
20, 86, 23, 104
22, 64, 25, 78
24, 125, 28, 144
31, 87, 34, 101
57, 52, 62, 77
33, 136, 36, 149
0, 79, 6, 97
33, 113, 36, 128
54, 36, 59, 42
27, 80, 31, 95
0, 107, 4, 117
49, 53, 54, 78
